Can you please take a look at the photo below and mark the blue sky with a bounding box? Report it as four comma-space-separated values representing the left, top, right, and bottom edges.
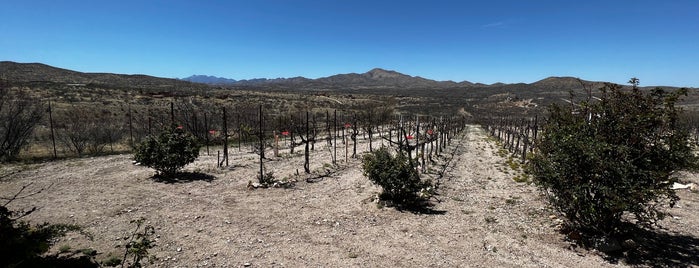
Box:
2, 0, 698, 87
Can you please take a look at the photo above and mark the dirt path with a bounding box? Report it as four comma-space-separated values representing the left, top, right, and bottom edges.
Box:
1, 125, 698, 267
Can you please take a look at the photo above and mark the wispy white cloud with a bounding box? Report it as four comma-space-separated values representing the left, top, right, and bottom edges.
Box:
482, 19, 519, 29
482, 21, 506, 28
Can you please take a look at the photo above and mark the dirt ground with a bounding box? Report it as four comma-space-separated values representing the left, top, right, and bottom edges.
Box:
1, 126, 698, 267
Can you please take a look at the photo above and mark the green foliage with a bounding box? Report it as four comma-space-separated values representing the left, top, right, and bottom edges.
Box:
361, 147, 432, 207
257, 171, 276, 185
121, 218, 155, 268
134, 128, 201, 176
528, 83, 698, 235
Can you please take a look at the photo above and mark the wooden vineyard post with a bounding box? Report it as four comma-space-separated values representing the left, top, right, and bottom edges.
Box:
351, 114, 358, 158
290, 117, 296, 154
333, 110, 337, 164
514, 121, 521, 155
204, 112, 210, 156
368, 110, 373, 152
314, 111, 318, 151
326, 110, 331, 153
522, 120, 529, 163
415, 115, 421, 172
237, 113, 241, 152
532, 115, 538, 150
192, 111, 198, 140
221, 106, 228, 167
170, 101, 175, 127
497, 118, 503, 141
48, 100, 57, 158
438, 116, 444, 154
511, 119, 517, 152
420, 116, 425, 170
429, 118, 435, 161
126, 103, 133, 150
388, 123, 392, 144
341, 112, 345, 145
274, 130, 279, 157
258, 104, 264, 180
398, 114, 403, 147
304, 111, 310, 174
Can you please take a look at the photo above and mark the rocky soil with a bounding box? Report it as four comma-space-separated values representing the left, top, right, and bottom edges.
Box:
1, 126, 698, 267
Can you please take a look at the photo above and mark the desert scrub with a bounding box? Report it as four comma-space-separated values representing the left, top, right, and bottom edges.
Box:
257, 171, 276, 185
120, 218, 155, 267
505, 156, 521, 170
512, 174, 530, 183
134, 127, 201, 177
496, 148, 508, 158
528, 82, 698, 236
361, 147, 433, 207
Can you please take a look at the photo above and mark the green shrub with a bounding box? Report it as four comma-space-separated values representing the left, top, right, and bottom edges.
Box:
361, 147, 432, 207
134, 128, 201, 176
121, 218, 155, 268
528, 82, 698, 235
257, 171, 276, 185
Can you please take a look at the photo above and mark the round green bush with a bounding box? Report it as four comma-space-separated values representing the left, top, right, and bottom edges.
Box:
528, 83, 697, 235
134, 128, 201, 176
362, 147, 431, 206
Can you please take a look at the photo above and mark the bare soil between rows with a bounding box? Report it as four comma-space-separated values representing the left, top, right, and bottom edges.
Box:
2, 126, 698, 267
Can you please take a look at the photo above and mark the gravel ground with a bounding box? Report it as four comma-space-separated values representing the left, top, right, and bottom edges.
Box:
1, 125, 698, 267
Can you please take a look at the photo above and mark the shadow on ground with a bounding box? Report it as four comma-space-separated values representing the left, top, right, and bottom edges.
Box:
6, 255, 99, 268
385, 199, 447, 215
603, 226, 699, 267
152, 172, 216, 183
401, 206, 447, 215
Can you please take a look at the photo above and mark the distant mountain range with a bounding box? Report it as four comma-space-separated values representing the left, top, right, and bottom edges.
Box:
178, 68, 627, 91
4, 61, 672, 92
181, 68, 476, 88
182, 75, 237, 85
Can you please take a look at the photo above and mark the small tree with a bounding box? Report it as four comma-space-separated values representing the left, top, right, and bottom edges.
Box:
528, 82, 697, 236
134, 128, 200, 177
362, 147, 432, 207
0, 83, 44, 161
121, 218, 155, 268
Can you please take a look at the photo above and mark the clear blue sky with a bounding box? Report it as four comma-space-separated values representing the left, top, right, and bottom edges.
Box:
2, 0, 698, 87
